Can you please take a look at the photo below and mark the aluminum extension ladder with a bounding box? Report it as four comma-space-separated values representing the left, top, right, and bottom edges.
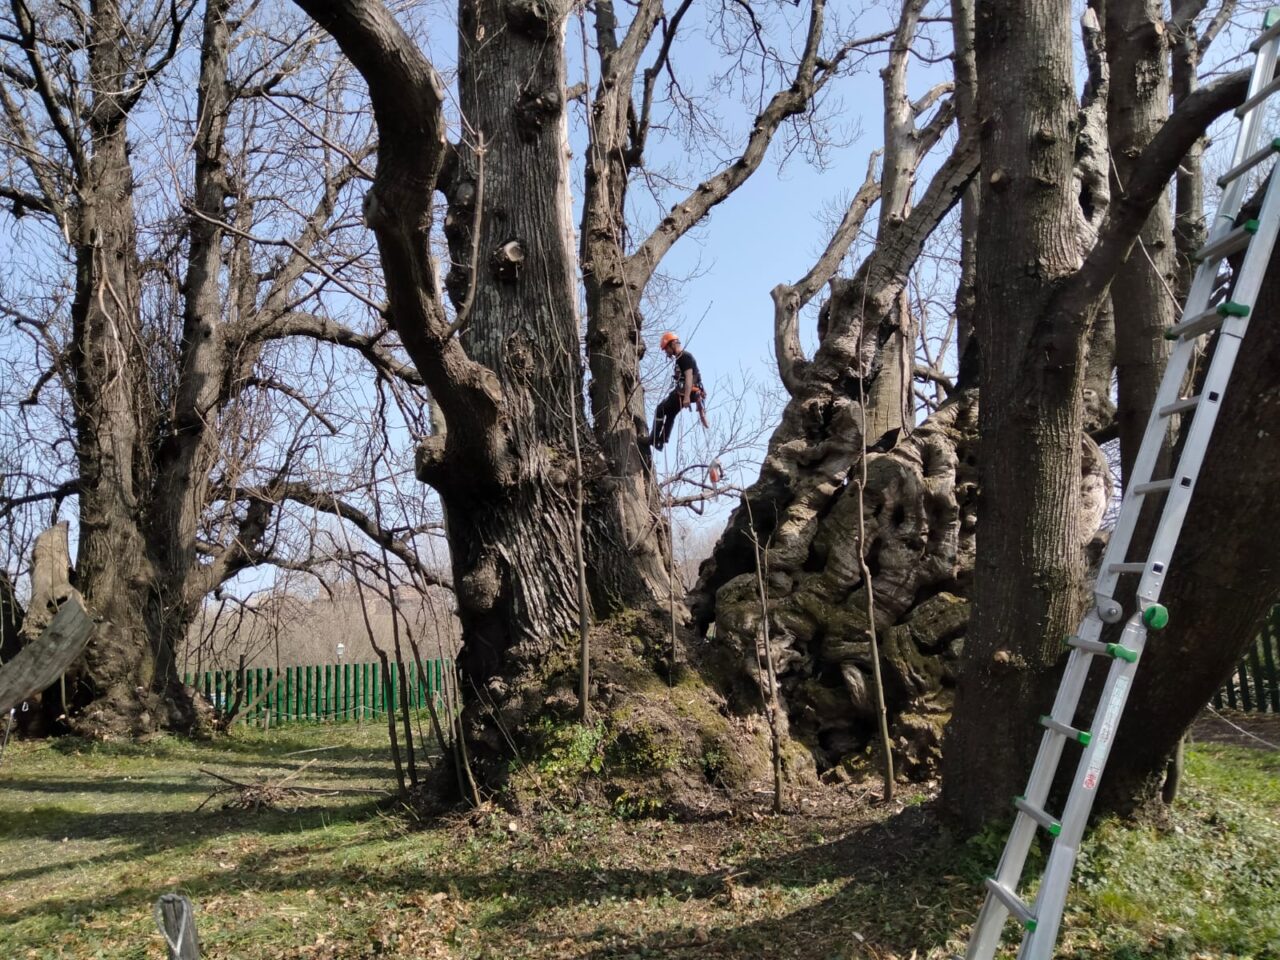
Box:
962, 10, 1280, 960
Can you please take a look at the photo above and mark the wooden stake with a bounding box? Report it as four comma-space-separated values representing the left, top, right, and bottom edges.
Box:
154, 894, 200, 959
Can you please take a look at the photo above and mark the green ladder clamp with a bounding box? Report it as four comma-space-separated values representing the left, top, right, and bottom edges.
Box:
961, 9, 1280, 960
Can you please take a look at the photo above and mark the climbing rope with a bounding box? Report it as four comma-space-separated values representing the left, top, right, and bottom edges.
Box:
0, 706, 15, 768
1204, 703, 1280, 751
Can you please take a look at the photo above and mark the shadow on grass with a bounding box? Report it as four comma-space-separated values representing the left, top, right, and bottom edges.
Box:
575, 805, 987, 958
0, 789, 389, 888
2, 757, 397, 781
0, 800, 989, 960
47, 736, 399, 765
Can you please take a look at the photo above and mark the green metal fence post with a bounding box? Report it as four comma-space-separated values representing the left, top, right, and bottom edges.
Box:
1263, 622, 1280, 712
390, 664, 398, 723
344, 662, 352, 720
358, 662, 367, 722
1249, 639, 1267, 714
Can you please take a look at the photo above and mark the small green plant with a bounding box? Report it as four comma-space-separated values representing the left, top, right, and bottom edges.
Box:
700, 743, 727, 783
610, 790, 665, 819
529, 717, 608, 780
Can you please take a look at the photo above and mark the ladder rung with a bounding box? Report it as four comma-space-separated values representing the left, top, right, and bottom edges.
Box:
984, 879, 1038, 931
1218, 137, 1280, 187
1195, 220, 1258, 261
1014, 796, 1062, 836
1164, 299, 1248, 340
1236, 76, 1280, 117
1132, 478, 1173, 496
1159, 395, 1202, 417
1166, 308, 1224, 341
1040, 714, 1092, 746
1249, 18, 1280, 52
1065, 635, 1138, 662
1106, 562, 1146, 574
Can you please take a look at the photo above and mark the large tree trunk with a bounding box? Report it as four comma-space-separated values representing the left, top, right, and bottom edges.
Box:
942, 0, 1089, 829
1106, 0, 1174, 485
691, 57, 978, 773
67, 0, 171, 737
143, 0, 237, 730
435, 0, 589, 769
688, 0, 979, 779
579, 0, 672, 611
294, 0, 656, 785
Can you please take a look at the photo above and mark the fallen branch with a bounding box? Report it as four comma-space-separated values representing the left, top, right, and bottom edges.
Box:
194, 759, 385, 812
0, 596, 93, 713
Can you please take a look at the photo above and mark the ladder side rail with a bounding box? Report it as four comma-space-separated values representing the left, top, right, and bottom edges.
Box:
1092, 154, 1280, 606
1092, 95, 1279, 609
1017, 614, 1151, 960
964, 892, 1012, 960
1136, 326, 1252, 603
1133, 167, 1280, 602
1216, 37, 1280, 226
1091, 328, 1203, 607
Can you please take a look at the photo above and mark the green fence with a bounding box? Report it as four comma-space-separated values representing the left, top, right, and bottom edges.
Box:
1213, 607, 1280, 714
183, 659, 449, 726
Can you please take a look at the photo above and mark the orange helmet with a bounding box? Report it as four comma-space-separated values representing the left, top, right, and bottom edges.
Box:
659, 331, 679, 351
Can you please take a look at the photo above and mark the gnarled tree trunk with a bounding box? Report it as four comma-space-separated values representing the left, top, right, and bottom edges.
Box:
691, 12, 979, 772
67, 0, 175, 736
297, 0, 613, 782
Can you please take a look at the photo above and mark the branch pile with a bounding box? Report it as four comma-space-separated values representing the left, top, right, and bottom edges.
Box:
196, 759, 344, 813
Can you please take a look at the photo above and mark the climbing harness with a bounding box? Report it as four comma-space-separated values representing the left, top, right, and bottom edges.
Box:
962, 10, 1280, 960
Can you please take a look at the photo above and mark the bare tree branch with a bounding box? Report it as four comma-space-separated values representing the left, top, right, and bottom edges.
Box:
257, 480, 449, 589
773, 150, 881, 394
626, 0, 829, 287
243, 311, 423, 385
9, 0, 84, 175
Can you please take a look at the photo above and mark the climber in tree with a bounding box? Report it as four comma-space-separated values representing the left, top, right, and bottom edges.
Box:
649, 331, 706, 452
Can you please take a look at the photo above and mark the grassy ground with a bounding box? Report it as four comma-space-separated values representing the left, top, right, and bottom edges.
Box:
0, 715, 1276, 959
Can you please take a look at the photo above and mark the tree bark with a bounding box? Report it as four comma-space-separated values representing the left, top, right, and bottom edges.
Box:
67, 0, 170, 736
1106, 0, 1174, 486
951, 0, 979, 380
942, 0, 1088, 828
578, 0, 671, 610
1169, 1, 1208, 303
